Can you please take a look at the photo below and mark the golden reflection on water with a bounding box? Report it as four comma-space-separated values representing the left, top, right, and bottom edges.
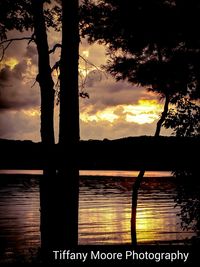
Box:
79, 175, 194, 245
79, 196, 184, 245
79, 197, 132, 244
136, 203, 185, 244
136, 205, 161, 243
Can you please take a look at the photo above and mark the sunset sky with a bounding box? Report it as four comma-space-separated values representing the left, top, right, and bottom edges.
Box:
0, 28, 171, 142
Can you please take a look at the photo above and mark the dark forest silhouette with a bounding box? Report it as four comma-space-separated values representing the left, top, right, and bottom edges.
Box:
0, 137, 199, 170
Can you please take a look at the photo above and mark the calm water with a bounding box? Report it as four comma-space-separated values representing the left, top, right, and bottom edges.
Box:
0, 170, 198, 261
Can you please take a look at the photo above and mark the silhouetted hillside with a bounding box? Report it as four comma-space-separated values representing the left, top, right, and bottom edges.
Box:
0, 136, 199, 170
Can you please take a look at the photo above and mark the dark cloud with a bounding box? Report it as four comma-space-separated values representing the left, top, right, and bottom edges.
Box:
4, 30, 33, 58
80, 74, 155, 114
25, 45, 38, 65
25, 45, 37, 58
0, 109, 40, 141
0, 66, 10, 84
0, 62, 40, 110
0, 30, 55, 141
13, 61, 27, 79
0, 31, 40, 112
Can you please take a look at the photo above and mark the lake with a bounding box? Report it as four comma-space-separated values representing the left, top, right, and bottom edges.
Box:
0, 170, 198, 262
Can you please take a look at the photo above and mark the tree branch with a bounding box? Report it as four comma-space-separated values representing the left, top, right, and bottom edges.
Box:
0, 36, 34, 62
79, 55, 102, 71
0, 36, 33, 46
49, 43, 62, 54
79, 54, 107, 92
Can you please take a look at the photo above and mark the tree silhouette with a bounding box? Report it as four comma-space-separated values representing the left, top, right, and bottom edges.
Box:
31, 0, 57, 255
163, 84, 200, 244
170, 161, 200, 243
55, 0, 80, 247
80, 0, 200, 244
0, 0, 60, 256
31, 0, 55, 164
0, 0, 33, 39
164, 97, 200, 137
0, 0, 59, 158
80, 0, 200, 131
0, 0, 80, 255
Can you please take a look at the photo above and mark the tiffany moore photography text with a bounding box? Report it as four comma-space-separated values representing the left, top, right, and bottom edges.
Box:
53, 250, 189, 263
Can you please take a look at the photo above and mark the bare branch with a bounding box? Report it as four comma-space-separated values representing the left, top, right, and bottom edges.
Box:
79, 91, 89, 98
0, 45, 5, 62
0, 37, 33, 46
79, 55, 108, 97
0, 36, 34, 62
79, 55, 102, 71
28, 34, 35, 45
2, 40, 12, 53
51, 60, 60, 73
49, 43, 62, 54
31, 79, 37, 88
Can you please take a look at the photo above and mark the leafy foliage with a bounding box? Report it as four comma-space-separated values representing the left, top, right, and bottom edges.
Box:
44, 1, 62, 32
164, 98, 200, 137
165, 96, 200, 237
80, 0, 200, 100
174, 172, 200, 239
0, 0, 33, 40
80, 0, 178, 51
0, 0, 61, 41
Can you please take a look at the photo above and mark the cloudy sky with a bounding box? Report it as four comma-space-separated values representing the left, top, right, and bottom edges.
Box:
0, 27, 171, 142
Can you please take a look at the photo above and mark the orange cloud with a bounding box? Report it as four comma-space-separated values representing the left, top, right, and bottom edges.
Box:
80, 99, 163, 125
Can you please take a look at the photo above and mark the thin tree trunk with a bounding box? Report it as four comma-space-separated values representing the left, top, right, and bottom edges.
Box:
155, 94, 170, 137
57, 0, 80, 246
31, 0, 56, 255
131, 94, 170, 245
131, 169, 145, 245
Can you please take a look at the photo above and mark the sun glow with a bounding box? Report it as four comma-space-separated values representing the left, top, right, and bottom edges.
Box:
82, 50, 89, 58
3, 57, 19, 70
23, 109, 40, 117
81, 100, 162, 125
123, 100, 162, 124
80, 106, 119, 123
126, 113, 159, 124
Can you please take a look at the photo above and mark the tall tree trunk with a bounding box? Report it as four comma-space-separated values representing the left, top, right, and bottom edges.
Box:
32, 0, 55, 148
57, 0, 80, 246
131, 94, 170, 245
59, 0, 79, 145
31, 0, 56, 255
